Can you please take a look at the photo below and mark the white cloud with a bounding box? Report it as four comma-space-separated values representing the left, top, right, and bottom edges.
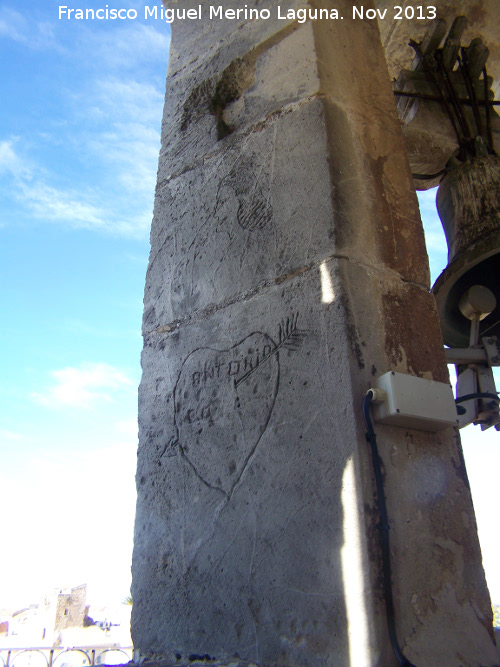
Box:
1, 6, 169, 59
82, 77, 164, 200
0, 6, 61, 50
0, 138, 155, 237
0, 429, 23, 442
32, 363, 134, 409
115, 419, 138, 436
0, 439, 137, 609
0, 139, 107, 228
23, 181, 108, 229
81, 23, 170, 70
0, 139, 32, 179
87, 78, 164, 125
0, 13, 168, 239
0, 7, 28, 42
0, 57, 165, 237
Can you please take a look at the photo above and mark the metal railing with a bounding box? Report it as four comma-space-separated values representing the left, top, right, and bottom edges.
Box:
0, 646, 133, 667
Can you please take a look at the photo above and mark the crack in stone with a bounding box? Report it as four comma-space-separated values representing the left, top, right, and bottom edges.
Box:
146, 252, 429, 341
178, 443, 229, 499
154, 94, 323, 191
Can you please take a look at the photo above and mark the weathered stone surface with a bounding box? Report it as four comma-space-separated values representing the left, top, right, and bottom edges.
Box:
159, 2, 311, 179
135, 264, 367, 665
133, 2, 499, 665
146, 97, 334, 328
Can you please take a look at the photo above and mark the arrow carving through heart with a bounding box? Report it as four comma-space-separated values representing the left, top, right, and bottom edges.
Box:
234, 312, 307, 388
168, 313, 307, 497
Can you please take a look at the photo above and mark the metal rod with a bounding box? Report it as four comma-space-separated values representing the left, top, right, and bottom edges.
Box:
437, 50, 473, 145
470, 315, 481, 347
408, 40, 464, 150
483, 66, 496, 154
393, 90, 500, 106
445, 348, 488, 365
459, 49, 483, 139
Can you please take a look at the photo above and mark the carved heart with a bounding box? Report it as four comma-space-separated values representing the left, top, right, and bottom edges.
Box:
173, 332, 280, 496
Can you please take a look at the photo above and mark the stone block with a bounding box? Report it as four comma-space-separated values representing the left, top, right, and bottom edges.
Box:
145, 97, 334, 328
159, 18, 319, 179
134, 260, 371, 665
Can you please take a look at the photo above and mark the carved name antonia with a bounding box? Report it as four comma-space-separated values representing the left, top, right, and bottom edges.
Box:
190, 344, 275, 389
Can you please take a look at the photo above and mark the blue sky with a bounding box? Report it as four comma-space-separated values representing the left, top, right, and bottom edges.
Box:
0, 0, 169, 609
0, 0, 498, 614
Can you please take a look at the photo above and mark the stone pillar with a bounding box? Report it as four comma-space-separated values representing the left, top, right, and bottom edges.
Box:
132, 2, 498, 665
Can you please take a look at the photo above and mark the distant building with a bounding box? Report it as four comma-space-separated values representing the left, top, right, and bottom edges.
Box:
54, 585, 88, 634
2, 585, 91, 646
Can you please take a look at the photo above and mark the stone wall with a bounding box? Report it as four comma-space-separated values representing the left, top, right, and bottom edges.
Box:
132, 2, 498, 665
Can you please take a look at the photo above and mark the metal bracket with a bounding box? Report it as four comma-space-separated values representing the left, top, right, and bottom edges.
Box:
445, 336, 500, 430
483, 336, 500, 366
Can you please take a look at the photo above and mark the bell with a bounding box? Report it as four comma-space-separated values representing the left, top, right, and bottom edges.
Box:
432, 154, 500, 348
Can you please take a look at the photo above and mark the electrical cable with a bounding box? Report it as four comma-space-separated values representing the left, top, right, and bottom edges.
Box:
407, 38, 500, 162
459, 49, 483, 140
362, 391, 418, 667
408, 40, 465, 153
411, 169, 447, 181
393, 90, 500, 107
455, 392, 499, 404
482, 317, 500, 337
455, 392, 499, 416
437, 49, 473, 147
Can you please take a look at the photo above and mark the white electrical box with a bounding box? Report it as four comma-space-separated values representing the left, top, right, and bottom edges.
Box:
372, 371, 459, 432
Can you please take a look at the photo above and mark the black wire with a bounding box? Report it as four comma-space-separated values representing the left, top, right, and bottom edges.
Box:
408, 40, 465, 152
481, 317, 500, 337
459, 49, 483, 141
393, 90, 500, 106
455, 392, 499, 404
407, 39, 500, 161
411, 169, 447, 181
436, 50, 473, 149
362, 392, 418, 667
